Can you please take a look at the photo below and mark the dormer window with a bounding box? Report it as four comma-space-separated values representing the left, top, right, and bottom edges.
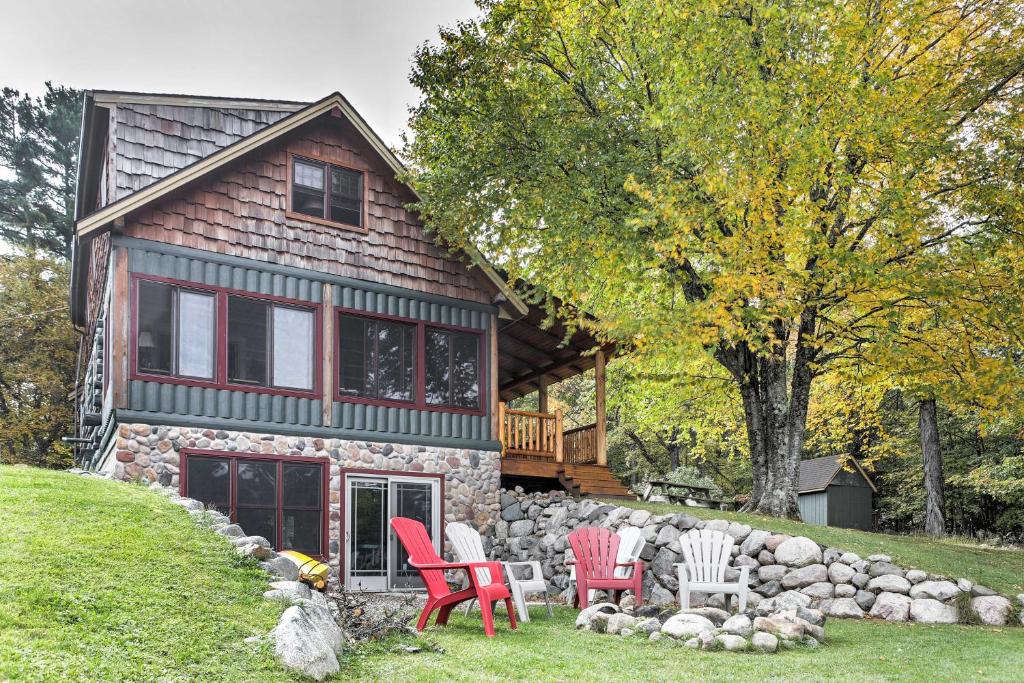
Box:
289, 155, 365, 231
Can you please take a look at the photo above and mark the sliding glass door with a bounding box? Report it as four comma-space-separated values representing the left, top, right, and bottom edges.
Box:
344, 474, 439, 591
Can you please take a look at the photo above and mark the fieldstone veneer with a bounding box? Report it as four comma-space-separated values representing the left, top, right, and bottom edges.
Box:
104, 423, 501, 573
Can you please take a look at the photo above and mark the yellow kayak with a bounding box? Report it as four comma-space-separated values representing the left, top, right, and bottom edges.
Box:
279, 550, 330, 591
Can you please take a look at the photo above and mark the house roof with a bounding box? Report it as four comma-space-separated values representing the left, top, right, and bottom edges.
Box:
798, 454, 877, 494
70, 90, 527, 325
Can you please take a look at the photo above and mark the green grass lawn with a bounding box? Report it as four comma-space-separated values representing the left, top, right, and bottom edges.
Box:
0, 465, 299, 682
343, 606, 1024, 682
603, 498, 1024, 597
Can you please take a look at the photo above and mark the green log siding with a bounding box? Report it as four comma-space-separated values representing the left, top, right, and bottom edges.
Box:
119, 237, 495, 447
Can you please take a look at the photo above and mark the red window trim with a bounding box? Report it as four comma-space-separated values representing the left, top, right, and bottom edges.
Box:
286, 152, 369, 234
179, 449, 330, 562
333, 306, 487, 416
130, 273, 323, 400
336, 467, 445, 584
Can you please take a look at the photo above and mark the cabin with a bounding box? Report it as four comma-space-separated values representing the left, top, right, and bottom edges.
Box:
797, 455, 877, 530
69, 90, 628, 591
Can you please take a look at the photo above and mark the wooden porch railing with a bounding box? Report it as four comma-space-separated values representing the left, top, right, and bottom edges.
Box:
498, 403, 564, 461
563, 423, 598, 465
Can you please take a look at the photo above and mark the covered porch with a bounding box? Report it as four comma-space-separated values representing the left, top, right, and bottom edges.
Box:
493, 304, 629, 497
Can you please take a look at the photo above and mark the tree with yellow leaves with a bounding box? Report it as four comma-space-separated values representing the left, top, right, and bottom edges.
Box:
407, 0, 1024, 516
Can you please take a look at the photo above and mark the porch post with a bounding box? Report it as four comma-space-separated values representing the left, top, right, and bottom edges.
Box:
538, 375, 549, 414
555, 409, 564, 463
490, 312, 500, 441
595, 348, 607, 466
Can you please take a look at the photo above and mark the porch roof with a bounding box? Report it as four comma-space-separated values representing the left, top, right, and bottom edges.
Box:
496, 301, 611, 401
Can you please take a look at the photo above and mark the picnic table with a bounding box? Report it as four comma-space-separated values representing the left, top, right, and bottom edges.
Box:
640, 480, 735, 510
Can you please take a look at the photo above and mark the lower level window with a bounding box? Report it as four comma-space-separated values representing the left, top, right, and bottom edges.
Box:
184, 453, 324, 556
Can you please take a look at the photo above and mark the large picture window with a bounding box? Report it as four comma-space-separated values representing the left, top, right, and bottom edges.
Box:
425, 328, 481, 409
132, 275, 320, 398
183, 452, 325, 557
228, 296, 315, 391
338, 314, 415, 401
290, 156, 365, 230
336, 309, 484, 413
137, 280, 215, 380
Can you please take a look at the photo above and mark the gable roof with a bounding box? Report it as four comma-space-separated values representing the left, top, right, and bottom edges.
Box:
798, 454, 877, 494
71, 91, 527, 324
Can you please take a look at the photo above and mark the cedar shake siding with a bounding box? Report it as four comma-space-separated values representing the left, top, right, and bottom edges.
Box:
110, 103, 293, 201
121, 118, 491, 305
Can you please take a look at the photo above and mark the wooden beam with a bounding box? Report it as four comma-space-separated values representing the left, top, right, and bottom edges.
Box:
595, 348, 607, 467
110, 246, 129, 409
490, 312, 500, 441
321, 283, 334, 427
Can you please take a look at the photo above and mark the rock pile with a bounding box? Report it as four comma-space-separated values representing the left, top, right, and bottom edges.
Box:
577, 600, 827, 653
154, 482, 345, 681
488, 489, 1022, 627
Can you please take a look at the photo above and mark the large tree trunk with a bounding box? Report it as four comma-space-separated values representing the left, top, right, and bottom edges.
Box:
919, 398, 946, 535
716, 312, 816, 518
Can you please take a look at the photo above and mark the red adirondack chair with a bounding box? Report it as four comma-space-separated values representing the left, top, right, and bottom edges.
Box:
390, 517, 517, 637
567, 527, 645, 610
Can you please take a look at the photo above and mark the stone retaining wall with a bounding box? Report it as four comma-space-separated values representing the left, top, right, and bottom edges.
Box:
487, 489, 1024, 626
102, 422, 502, 573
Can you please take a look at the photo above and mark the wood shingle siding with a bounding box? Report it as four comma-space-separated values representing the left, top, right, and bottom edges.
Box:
121, 119, 491, 304
111, 104, 292, 201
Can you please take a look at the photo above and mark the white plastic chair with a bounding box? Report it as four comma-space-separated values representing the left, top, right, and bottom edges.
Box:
445, 522, 552, 621
567, 526, 645, 605
674, 528, 749, 612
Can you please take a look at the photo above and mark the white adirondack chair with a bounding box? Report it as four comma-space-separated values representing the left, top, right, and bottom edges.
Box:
567, 526, 645, 605
445, 522, 552, 622
674, 528, 749, 612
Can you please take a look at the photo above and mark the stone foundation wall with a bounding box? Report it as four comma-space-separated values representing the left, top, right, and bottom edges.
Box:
487, 489, 1023, 627
103, 422, 502, 574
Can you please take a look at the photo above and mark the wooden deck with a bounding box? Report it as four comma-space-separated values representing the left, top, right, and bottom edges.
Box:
498, 402, 631, 497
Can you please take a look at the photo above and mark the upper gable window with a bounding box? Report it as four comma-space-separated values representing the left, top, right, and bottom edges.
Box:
290, 156, 364, 230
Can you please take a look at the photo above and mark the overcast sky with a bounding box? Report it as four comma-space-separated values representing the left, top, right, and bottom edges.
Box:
0, 0, 480, 147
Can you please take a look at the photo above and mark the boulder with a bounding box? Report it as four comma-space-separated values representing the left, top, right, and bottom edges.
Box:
757, 550, 776, 566
774, 537, 823, 568
508, 519, 535, 537
839, 552, 861, 565
260, 556, 300, 581
716, 634, 749, 651
627, 509, 652, 527
678, 607, 731, 626
781, 564, 828, 589
704, 519, 730, 533
236, 542, 274, 560
575, 602, 619, 628
822, 548, 843, 566
230, 535, 271, 548
957, 578, 973, 593
172, 497, 205, 513
758, 580, 782, 598
733, 555, 760, 570
764, 534, 791, 553
606, 613, 637, 635
867, 575, 911, 594
751, 631, 779, 653
722, 614, 753, 637
971, 596, 1013, 626
217, 523, 246, 538
827, 562, 856, 584
635, 617, 661, 635
651, 547, 678, 577
971, 584, 997, 597
752, 615, 804, 639
867, 554, 892, 563
800, 582, 835, 600
671, 513, 700, 529
854, 590, 876, 611
725, 522, 752, 541
264, 581, 311, 603
823, 598, 864, 619
758, 565, 789, 583
868, 561, 906, 579
650, 584, 677, 605
270, 603, 344, 681
756, 590, 811, 613
905, 569, 927, 585
501, 503, 524, 521
661, 613, 716, 639
869, 592, 912, 621
655, 525, 680, 547
740, 529, 771, 557
908, 580, 961, 602
910, 598, 958, 624
851, 573, 871, 589
834, 584, 856, 598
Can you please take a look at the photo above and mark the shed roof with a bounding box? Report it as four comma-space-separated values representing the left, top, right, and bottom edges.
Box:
798, 454, 877, 494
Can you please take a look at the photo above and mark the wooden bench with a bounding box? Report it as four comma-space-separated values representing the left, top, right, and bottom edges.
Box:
641, 480, 734, 510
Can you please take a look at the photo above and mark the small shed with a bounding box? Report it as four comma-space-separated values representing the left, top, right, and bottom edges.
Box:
797, 455, 877, 530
